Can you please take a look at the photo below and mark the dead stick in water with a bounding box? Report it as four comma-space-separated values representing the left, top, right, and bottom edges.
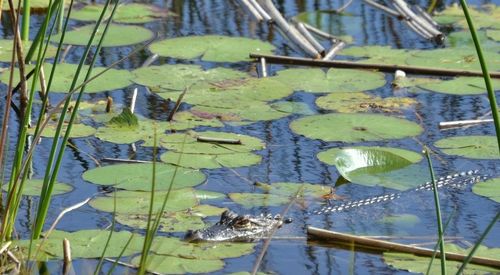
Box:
307, 227, 500, 269
249, 53, 500, 78
439, 118, 494, 129
197, 136, 242, 144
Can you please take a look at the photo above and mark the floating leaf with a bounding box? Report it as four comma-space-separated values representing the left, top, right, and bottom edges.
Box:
0, 63, 133, 93
433, 4, 500, 30
149, 35, 275, 62
316, 92, 416, 113
131, 254, 224, 274
90, 189, 199, 214
256, 182, 331, 198
406, 48, 500, 71
71, 3, 169, 23
378, 214, 421, 228
270, 101, 315, 115
434, 136, 499, 159
273, 68, 386, 93
42, 230, 144, 258
472, 177, 500, 203
108, 108, 138, 127
52, 24, 153, 47
446, 31, 499, 49
82, 163, 206, 191
132, 64, 247, 92
161, 151, 262, 169
229, 193, 291, 208
486, 29, 500, 41
2, 179, 72, 196
290, 113, 422, 142
341, 46, 413, 65
384, 244, 500, 274
419, 77, 500, 95
318, 146, 422, 165
28, 122, 96, 138
194, 190, 226, 200
190, 101, 288, 123
0, 40, 57, 62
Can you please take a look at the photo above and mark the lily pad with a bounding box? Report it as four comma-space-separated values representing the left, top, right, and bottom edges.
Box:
406, 48, 500, 71
384, 244, 500, 274
434, 136, 499, 159
290, 113, 422, 142
447, 31, 499, 49
131, 254, 224, 274
433, 4, 500, 30
270, 101, 315, 115
318, 146, 422, 165
273, 68, 386, 93
149, 35, 275, 62
0, 63, 132, 93
378, 214, 421, 227
161, 151, 262, 169
229, 193, 291, 208
316, 92, 416, 113
486, 29, 500, 41
0, 40, 57, 62
28, 122, 96, 138
472, 177, 500, 203
42, 230, 143, 258
419, 77, 500, 95
90, 189, 199, 214
2, 179, 72, 196
341, 46, 413, 65
132, 64, 248, 92
52, 24, 153, 47
82, 163, 206, 191
71, 3, 169, 24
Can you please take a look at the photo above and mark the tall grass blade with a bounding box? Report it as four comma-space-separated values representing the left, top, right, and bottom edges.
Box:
21, 0, 30, 41
459, 0, 500, 152
94, 193, 117, 275
424, 148, 446, 275
425, 208, 457, 275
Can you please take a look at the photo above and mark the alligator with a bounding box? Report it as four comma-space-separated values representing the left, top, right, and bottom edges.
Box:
185, 170, 486, 242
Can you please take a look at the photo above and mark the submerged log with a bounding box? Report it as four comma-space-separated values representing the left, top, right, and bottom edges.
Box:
307, 227, 500, 269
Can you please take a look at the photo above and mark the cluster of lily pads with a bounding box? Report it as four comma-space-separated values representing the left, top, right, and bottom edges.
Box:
5, 2, 500, 274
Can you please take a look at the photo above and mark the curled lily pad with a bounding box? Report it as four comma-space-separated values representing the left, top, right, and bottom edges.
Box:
273, 68, 386, 93
316, 92, 416, 113
90, 189, 199, 214
71, 3, 169, 23
42, 230, 144, 258
318, 146, 422, 166
52, 24, 153, 47
82, 163, 206, 191
161, 151, 262, 169
472, 177, 500, 203
290, 113, 422, 142
115, 205, 226, 232
434, 136, 499, 159
2, 179, 72, 196
0, 63, 133, 93
384, 244, 500, 274
132, 64, 248, 92
149, 35, 275, 62
419, 77, 500, 95
0, 40, 57, 62
341, 46, 413, 65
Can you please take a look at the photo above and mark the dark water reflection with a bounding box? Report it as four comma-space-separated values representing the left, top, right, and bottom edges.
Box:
2, 0, 500, 273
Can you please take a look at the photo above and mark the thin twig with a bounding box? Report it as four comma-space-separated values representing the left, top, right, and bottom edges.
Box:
197, 136, 242, 144
46, 198, 91, 234
101, 158, 151, 164
322, 40, 346, 60
439, 119, 493, 130
167, 87, 187, 121
130, 88, 138, 114
0, 241, 12, 254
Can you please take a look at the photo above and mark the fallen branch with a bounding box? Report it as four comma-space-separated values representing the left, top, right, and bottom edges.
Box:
197, 136, 242, 144
307, 227, 500, 269
323, 41, 346, 60
439, 118, 493, 129
101, 158, 151, 164
249, 53, 500, 78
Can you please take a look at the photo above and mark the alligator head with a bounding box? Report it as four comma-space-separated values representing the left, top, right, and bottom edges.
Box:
184, 210, 284, 242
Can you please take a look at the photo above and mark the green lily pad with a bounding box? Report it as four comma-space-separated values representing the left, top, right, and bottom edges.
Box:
108, 107, 138, 126
2, 179, 72, 196
229, 193, 291, 208
115, 204, 226, 232
131, 254, 224, 274
161, 151, 262, 169
71, 3, 169, 24
406, 48, 500, 71
0, 40, 57, 62
190, 100, 289, 123
446, 31, 499, 49
316, 92, 416, 113
42, 230, 144, 258
132, 64, 248, 92
90, 189, 199, 214
0, 63, 133, 93
419, 77, 500, 95
472, 177, 500, 203
82, 163, 206, 191
486, 29, 500, 41
194, 190, 226, 200
318, 146, 422, 165
341, 46, 413, 65
273, 68, 386, 93
149, 35, 275, 62
384, 244, 500, 274
378, 214, 421, 227
157, 131, 265, 154
28, 122, 96, 138
392, 76, 440, 89
270, 101, 315, 115
52, 24, 153, 47
434, 136, 499, 159
290, 113, 422, 142
433, 4, 500, 30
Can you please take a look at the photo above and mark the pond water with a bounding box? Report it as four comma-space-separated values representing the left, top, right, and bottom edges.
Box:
1, 0, 500, 274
